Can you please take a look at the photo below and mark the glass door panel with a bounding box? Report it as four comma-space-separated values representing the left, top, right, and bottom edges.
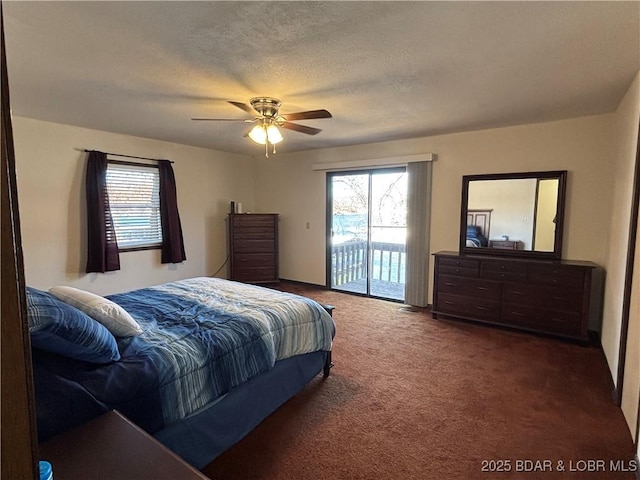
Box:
328, 169, 407, 301
329, 173, 369, 295
370, 171, 407, 300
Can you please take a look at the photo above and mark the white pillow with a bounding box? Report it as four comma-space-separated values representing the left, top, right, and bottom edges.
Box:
49, 286, 142, 337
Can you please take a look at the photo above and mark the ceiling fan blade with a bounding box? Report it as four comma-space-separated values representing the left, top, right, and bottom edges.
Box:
191, 118, 255, 122
228, 101, 256, 115
281, 122, 322, 135
282, 109, 332, 121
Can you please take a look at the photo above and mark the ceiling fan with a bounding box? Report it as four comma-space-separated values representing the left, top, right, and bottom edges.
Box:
192, 97, 332, 157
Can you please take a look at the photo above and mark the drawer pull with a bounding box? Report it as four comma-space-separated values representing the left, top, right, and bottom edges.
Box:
552, 296, 564, 301
511, 290, 524, 295
445, 282, 458, 287
511, 311, 526, 317
476, 306, 489, 311
444, 300, 455, 305
477, 286, 488, 290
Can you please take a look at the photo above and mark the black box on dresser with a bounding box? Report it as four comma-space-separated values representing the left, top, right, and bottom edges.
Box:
432, 251, 604, 343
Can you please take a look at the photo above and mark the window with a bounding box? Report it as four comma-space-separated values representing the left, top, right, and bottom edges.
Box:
106, 162, 162, 250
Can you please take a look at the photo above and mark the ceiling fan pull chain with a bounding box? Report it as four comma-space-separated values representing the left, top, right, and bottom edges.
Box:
265, 142, 269, 158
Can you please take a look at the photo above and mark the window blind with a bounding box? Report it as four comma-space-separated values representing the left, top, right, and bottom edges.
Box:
106, 163, 162, 249
404, 161, 432, 307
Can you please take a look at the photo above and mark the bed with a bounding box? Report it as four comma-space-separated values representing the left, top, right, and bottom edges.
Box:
465, 225, 489, 247
465, 209, 491, 248
27, 277, 335, 468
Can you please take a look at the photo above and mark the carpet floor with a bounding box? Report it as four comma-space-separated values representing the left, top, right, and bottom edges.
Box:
201, 282, 636, 480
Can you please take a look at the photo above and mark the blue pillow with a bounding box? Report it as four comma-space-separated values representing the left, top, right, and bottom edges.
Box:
26, 287, 120, 364
467, 225, 481, 238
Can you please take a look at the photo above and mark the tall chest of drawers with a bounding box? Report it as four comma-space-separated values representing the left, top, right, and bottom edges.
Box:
228, 213, 279, 284
432, 251, 603, 342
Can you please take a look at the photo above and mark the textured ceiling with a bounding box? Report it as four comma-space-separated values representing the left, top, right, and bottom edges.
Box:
3, 1, 639, 156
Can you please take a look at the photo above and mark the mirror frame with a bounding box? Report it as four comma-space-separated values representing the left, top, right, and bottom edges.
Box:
459, 170, 567, 259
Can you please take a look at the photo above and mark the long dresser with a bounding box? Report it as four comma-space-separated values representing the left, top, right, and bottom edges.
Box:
432, 251, 603, 343
228, 213, 279, 283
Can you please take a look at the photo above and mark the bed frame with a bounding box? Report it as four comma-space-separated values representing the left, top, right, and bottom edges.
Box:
154, 351, 330, 468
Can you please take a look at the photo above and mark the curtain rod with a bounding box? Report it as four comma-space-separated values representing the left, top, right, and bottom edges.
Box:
83, 149, 174, 163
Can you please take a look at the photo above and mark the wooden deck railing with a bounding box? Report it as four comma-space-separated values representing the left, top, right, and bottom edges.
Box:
331, 240, 406, 286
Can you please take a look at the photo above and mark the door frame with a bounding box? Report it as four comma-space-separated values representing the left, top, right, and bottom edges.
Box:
325, 166, 407, 300
1, 4, 39, 478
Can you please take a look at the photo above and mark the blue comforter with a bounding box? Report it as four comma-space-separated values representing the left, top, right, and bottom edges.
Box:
33, 278, 335, 440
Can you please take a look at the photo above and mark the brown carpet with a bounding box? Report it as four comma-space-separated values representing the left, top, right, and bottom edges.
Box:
202, 282, 635, 480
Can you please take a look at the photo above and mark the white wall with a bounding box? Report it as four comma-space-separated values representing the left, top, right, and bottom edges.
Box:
13, 117, 255, 295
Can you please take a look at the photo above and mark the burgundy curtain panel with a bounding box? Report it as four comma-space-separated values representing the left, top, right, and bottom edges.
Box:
158, 160, 186, 264
85, 150, 120, 273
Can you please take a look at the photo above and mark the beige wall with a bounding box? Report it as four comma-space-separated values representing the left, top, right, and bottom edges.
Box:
17, 114, 616, 297
13, 117, 255, 295
615, 71, 640, 440
253, 111, 640, 410
255, 114, 615, 286
468, 178, 537, 249
534, 179, 560, 252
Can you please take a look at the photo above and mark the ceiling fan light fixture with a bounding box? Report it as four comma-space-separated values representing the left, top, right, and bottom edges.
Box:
248, 124, 268, 144
192, 97, 331, 157
266, 124, 283, 144
248, 122, 283, 147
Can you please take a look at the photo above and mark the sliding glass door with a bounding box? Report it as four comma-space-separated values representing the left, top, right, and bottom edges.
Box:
327, 168, 407, 301
328, 172, 369, 295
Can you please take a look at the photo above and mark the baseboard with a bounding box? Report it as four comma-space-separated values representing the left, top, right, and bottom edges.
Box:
612, 386, 622, 406
598, 352, 622, 407
635, 455, 640, 480
278, 280, 433, 311
278, 278, 328, 289
588, 329, 602, 346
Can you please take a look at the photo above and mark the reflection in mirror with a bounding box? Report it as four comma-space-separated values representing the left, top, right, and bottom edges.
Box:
467, 178, 558, 251
534, 179, 560, 251
460, 171, 567, 259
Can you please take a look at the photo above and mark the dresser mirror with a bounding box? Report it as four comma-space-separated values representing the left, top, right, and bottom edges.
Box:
459, 170, 567, 259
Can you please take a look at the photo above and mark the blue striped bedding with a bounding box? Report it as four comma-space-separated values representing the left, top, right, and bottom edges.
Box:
33, 278, 335, 440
